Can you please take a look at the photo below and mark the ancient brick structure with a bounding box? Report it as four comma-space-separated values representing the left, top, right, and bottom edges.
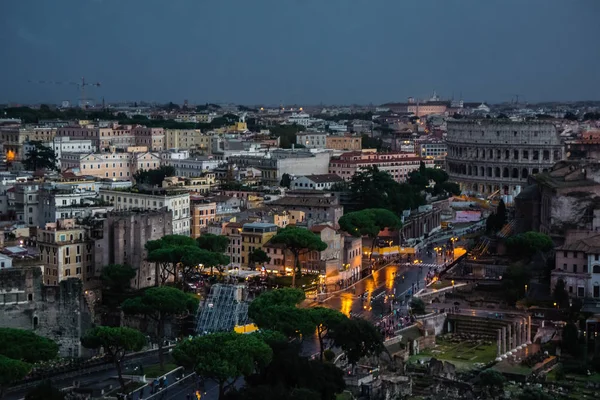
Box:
0, 267, 92, 358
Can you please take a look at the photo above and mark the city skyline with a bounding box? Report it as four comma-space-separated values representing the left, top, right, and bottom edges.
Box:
1, 0, 599, 105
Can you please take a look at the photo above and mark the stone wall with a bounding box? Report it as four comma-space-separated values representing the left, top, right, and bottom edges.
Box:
0, 267, 92, 358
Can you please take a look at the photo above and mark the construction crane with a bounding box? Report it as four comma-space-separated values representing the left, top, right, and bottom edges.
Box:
28, 77, 101, 108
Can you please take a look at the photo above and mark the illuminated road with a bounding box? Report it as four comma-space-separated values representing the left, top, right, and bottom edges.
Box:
317, 248, 451, 322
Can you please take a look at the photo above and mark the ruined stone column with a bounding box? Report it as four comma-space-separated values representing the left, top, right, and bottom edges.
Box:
507, 324, 512, 351
502, 326, 507, 355
522, 318, 527, 346
517, 321, 522, 348
527, 315, 532, 344
513, 323, 518, 352
496, 329, 502, 361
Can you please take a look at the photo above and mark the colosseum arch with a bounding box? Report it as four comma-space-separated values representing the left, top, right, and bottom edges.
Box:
502, 167, 509, 178
522, 168, 529, 179
495, 167, 501, 177
512, 168, 519, 178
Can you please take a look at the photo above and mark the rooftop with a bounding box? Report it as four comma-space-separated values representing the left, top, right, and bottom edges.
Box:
302, 174, 344, 184
557, 234, 600, 253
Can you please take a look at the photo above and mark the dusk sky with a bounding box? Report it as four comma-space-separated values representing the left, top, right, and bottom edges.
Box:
1, 0, 599, 105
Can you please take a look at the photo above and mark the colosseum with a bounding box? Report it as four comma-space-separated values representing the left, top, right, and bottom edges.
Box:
446, 119, 563, 197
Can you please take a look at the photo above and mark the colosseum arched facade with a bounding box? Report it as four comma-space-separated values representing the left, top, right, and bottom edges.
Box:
446, 120, 563, 196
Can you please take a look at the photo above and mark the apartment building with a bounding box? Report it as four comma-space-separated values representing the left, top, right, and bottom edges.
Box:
37, 219, 94, 285
162, 174, 218, 194
416, 140, 447, 160
553, 235, 600, 299
99, 188, 191, 235
343, 234, 363, 281
46, 137, 95, 168
296, 133, 327, 149
308, 224, 342, 281
13, 182, 40, 226
291, 174, 344, 191
164, 129, 211, 152
222, 222, 243, 267
166, 158, 221, 177
56, 124, 164, 151
326, 135, 362, 151
240, 222, 278, 268
190, 197, 217, 238
228, 149, 331, 186
61, 151, 160, 179
328, 150, 434, 183
268, 191, 343, 227
38, 186, 112, 227
0, 126, 57, 161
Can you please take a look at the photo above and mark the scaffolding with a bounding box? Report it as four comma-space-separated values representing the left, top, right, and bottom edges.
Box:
196, 284, 250, 334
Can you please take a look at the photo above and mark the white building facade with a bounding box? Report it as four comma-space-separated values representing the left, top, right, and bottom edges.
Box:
99, 189, 191, 235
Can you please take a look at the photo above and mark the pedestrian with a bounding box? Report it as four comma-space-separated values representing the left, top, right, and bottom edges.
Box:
149, 381, 154, 394
164, 377, 168, 387
187, 394, 191, 400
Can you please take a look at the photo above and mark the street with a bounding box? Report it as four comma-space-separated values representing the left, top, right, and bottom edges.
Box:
319, 247, 445, 321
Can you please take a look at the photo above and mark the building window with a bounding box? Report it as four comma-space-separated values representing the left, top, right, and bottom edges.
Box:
573, 264, 577, 273
577, 286, 585, 297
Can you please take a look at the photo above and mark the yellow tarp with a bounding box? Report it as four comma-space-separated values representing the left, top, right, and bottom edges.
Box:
234, 324, 259, 334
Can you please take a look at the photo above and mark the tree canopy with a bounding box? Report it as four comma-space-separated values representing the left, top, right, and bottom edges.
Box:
339, 208, 402, 239
410, 298, 427, 315
329, 318, 385, 366
501, 264, 532, 305
487, 199, 508, 233
506, 231, 553, 258
268, 226, 327, 287
173, 332, 273, 399
553, 279, 570, 309
0, 355, 33, 397
0, 328, 59, 397
23, 141, 58, 171
248, 289, 383, 367
81, 326, 146, 392
197, 233, 230, 253
122, 286, 198, 369
146, 234, 229, 283
248, 288, 314, 338
0, 328, 59, 363
249, 248, 271, 268
478, 369, 506, 398
133, 165, 176, 186
349, 166, 426, 213
101, 264, 136, 293
339, 208, 402, 258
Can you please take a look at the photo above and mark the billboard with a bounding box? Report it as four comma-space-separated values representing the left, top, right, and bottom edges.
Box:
454, 210, 482, 223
